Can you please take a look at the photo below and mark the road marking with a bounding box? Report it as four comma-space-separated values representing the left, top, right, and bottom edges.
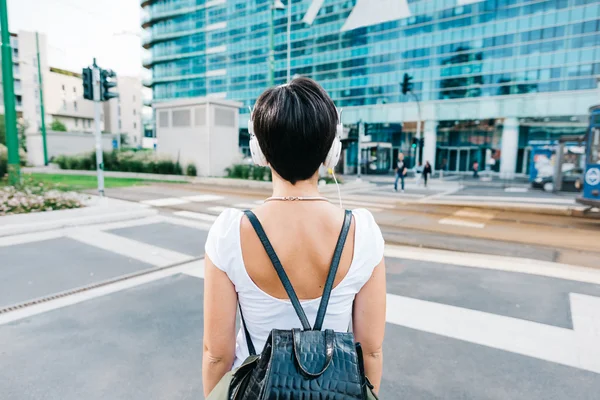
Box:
438, 218, 485, 229
505, 187, 529, 193
384, 245, 600, 285
173, 211, 218, 223
66, 228, 194, 266
341, 199, 395, 209
418, 187, 463, 202
386, 292, 600, 374
88, 216, 166, 232
140, 198, 190, 207
433, 195, 576, 205
181, 195, 224, 202
0, 260, 204, 326
207, 206, 238, 214
453, 209, 496, 220
0, 230, 65, 247
158, 215, 213, 231
234, 203, 260, 209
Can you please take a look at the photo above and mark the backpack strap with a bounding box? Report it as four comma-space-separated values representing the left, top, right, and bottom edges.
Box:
239, 303, 256, 356
243, 210, 312, 331
313, 210, 353, 331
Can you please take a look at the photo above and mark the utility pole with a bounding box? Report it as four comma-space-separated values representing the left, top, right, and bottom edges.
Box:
357, 120, 364, 180
410, 91, 423, 166
286, 0, 291, 83
0, 0, 21, 184
35, 32, 48, 165
92, 59, 105, 196
268, 1, 285, 87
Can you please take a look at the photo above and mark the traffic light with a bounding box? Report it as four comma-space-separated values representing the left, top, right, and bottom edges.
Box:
411, 137, 418, 149
100, 69, 119, 101
401, 73, 413, 95
82, 67, 93, 100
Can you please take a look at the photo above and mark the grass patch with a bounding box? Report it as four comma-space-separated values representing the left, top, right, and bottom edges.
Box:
0, 173, 186, 192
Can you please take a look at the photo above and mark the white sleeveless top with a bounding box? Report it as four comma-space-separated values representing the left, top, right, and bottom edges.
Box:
205, 208, 385, 369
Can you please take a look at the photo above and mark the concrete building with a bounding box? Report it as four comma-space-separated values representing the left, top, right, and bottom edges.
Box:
154, 98, 242, 177
2, 30, 143, 144
141, 0, 600, 178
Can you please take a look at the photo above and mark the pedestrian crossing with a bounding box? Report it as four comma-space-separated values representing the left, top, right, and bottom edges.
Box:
2, 213, 600, 377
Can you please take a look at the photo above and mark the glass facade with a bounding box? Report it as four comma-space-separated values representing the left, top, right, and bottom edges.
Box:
142, 0, 600, 174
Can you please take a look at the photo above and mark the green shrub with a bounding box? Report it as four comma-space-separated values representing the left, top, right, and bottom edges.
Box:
0, 144, 7, 179
186, 164, 197, 177
225, 164, 272, 181
54, 150, 184, 175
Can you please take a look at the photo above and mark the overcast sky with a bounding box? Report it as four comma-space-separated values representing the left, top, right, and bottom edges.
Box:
8, 0, 143, 77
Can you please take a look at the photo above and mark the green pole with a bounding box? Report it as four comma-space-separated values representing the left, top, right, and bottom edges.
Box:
268, 5, 275, 87
36, 32, 48, 165
0, 0, 21, 184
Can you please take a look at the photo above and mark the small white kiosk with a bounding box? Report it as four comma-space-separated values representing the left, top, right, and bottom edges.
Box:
154, 98, 243, 177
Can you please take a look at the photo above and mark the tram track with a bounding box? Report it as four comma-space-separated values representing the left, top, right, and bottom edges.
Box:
0, 257, 203, 317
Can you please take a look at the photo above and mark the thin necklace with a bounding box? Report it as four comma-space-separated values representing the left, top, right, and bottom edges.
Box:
265, 196, 329, 203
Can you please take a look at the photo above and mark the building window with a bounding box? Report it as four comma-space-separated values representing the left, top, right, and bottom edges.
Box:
74, 101, 78, 111
134, 122, 137, 129
62, 85, 65, 91
133, 95, 136, 102
118, 106, 121, 116
88, 120, 92, 128
75, 118, 79, 127
119, 120, 122, 130
73, 86, 76, 93
63, 99, 67, 110
133, 109, 136, 116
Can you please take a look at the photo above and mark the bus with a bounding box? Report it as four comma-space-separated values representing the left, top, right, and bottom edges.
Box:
579, 105, 600, 207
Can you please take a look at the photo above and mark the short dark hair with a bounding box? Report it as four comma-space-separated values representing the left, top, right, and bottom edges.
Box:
252, 77, 338, 185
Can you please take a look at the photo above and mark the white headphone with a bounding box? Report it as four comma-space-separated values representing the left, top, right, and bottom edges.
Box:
248, 108, 343, 170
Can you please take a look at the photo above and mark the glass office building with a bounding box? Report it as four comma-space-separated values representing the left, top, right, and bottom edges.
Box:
141, 0, 600, 176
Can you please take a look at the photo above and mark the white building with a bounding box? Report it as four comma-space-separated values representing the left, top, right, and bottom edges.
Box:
104, 76, 144, 147
2, 30, 143, 142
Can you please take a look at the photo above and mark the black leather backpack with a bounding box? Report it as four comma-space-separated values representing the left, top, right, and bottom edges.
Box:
223, 210, 377, 400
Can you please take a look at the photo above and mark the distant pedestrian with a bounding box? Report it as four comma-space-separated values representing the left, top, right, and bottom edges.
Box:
414, 162, 423, 186
394, 153, 408, 192
473, 161, 479, 178
423, 161, 432, 188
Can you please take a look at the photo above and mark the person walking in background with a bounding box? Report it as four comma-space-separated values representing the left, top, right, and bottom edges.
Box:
473, 160, 480, 178
414, 162, 423, 186
423, 161, 432, 188
394, 153, 408, 192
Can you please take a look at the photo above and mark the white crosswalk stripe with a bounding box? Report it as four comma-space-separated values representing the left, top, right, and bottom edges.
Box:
140, 198, 189, 207
173, 211, 218, 222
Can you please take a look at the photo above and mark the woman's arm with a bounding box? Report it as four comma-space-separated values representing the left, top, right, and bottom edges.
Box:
202, 256, 238, 397
353, 259, 386, 394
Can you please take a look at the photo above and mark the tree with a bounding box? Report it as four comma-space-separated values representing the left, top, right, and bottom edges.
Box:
0, 114, 5, 145
17, 119, 29, 153
49, 119, 67, 132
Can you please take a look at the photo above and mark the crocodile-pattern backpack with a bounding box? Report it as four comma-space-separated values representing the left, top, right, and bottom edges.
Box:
223, 210, 377, 400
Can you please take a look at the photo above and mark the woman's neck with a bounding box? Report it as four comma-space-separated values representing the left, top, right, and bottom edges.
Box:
271, 174, 321, 198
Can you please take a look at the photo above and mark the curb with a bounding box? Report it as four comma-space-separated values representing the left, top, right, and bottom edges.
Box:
0, 208, 158, 238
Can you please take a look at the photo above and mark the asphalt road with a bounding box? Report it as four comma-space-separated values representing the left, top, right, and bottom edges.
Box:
1, 190, 600, 399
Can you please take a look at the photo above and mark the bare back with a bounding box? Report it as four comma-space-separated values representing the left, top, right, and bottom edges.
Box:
240, 201, 355, 300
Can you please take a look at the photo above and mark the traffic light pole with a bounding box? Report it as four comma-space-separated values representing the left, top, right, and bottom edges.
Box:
357, 120, 364, 180
0, 0, 21, 184
36, 32, 48, 165
410, 91, 422, 166
92, 60, 105, 196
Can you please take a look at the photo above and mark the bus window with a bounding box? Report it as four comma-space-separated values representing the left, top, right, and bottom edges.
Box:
591, 127, 600, 164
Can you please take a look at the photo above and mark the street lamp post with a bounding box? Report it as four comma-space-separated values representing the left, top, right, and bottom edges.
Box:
268, 0, 285, 87
0, 0, 21, 184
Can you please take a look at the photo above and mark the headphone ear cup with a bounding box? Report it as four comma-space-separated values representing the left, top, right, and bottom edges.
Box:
324, 136, 342, 169
250, 136, 268, 166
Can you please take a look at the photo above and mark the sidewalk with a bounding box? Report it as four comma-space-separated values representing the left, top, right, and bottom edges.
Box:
0, 196, 157, 237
